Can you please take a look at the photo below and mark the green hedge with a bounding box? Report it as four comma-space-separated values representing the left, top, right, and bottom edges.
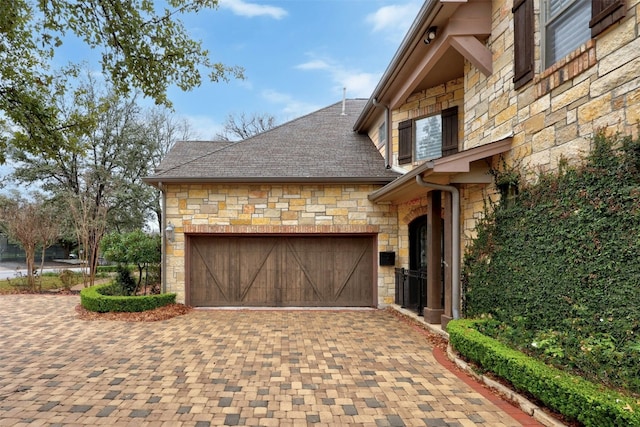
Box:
448, 319, 640, 427
80, 284, 176, 313
96, 264, 133, 273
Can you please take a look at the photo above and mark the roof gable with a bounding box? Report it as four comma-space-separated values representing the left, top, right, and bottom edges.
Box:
146, 99, 398, 184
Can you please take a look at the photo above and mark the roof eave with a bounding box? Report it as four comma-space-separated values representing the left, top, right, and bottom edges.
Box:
355, 1, 494, 133
368, 137, 513, 203
354, 0, 441, 132
143, 176, 399, 188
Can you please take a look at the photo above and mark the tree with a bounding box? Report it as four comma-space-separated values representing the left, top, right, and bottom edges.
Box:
0, 195, 60, 291
35, 204, 62, 282
101, 230, 161, 294
144, 107, 194, 231
68, 189, 108, 288
215, 112, 278, 141
10, 77, 158, 284
123, 231, 161, 293
0, 0, 243, 163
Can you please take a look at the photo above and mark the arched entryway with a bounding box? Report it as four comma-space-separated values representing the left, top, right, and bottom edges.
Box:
399, 215, 427, 314
396, 191, 447, 323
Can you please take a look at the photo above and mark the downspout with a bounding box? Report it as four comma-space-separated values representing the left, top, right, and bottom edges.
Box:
415, 175, 461, 319
372, 97, 391, 168
372, 97, 407, 175
158, 181, 167, 294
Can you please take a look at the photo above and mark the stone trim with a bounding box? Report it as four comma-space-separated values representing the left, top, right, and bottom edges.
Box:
184, 224, 380, 235
535, 40, 596, 98
403, 206, 431, 225
407, 103, 443, 120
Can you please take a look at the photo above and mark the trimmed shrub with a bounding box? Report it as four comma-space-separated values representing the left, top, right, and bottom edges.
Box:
80, 284, 176, 313
448, 319, 640, 427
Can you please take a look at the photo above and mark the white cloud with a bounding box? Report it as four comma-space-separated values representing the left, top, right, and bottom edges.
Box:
366, 1, 421, 42
295, 55, 380, 99
182, 114, 224, 140
295, 60, 330, 71
218, 0, 287, 19
261, 89, 322, 120
340, 72, 379, 98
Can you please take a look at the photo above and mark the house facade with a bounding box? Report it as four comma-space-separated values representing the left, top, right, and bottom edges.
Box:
146, 0, 639, 326
354, 0, 639, 326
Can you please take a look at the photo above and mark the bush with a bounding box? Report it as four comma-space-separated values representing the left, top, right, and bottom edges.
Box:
97, 265, 129, 273
58, 269, 80, 291
448, 319, 640, 427
462, 131, 640, 393
115, 264, 137, 296
80, 284, 176, 313
100, 230, 161, 287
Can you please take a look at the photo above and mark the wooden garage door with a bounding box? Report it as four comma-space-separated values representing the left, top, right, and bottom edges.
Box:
189, 236, 374, 307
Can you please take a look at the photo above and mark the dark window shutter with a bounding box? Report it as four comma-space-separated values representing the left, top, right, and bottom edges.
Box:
398, 120, 413, 165
590, 0, 625, 37
512, 0, 534, 90
441, 107, 458, 157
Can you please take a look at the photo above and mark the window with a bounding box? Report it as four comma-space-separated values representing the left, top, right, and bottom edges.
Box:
397, 107, 458, 165
378, 121, 386, 149
542, 1, 625, 68
543, 0, 591, 67
415, 115, 442, 161
514, 1, 625, 86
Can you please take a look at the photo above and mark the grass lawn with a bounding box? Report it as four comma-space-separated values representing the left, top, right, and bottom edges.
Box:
0, 272, 107, 294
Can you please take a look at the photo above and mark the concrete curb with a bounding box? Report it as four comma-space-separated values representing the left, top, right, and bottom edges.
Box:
387, 304, 567, 427
445, 345, 567, 427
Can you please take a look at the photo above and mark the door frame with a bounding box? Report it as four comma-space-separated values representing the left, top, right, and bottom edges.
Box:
184, 232, 378, 307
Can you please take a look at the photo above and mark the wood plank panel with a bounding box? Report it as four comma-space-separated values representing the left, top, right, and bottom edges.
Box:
189, 235, 374, 307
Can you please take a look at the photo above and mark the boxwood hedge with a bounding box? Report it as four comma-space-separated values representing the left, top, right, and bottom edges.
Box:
448, 319, 640, 427
80, 284, 176, 313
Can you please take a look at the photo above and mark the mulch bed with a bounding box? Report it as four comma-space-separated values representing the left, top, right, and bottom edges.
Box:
75, 303, 192, 322
385, 307, 449, 351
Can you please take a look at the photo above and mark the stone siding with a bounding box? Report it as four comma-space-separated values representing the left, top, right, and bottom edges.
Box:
461, 0, 640, 240
163, 183, 398, 304
374, 0, 639, 267
390, 77, 465, 171
466, 0, 640, 159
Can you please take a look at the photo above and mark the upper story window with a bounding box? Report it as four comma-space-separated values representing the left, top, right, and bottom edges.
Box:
513, 0, 625, 89
415, 115, 442, 161
543, 0, 591, 67
378, 121, 386, 149
398, 107, 458, 165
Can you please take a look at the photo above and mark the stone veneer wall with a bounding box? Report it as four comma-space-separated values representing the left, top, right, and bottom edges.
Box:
461, 0, 639, 242
361, 0, 638, 306
163, 183, 398, 304
390, 77, 465, 171
465, 0, 639, 165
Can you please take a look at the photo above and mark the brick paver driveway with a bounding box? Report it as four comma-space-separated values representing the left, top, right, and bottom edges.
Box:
0, 295, 533, 426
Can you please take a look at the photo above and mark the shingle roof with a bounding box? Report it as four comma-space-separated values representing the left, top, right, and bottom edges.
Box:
145, 99, 399, 184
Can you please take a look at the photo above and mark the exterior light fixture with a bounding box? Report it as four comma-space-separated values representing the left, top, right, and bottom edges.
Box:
424, 26, 438, 44
165, 222, 175, 243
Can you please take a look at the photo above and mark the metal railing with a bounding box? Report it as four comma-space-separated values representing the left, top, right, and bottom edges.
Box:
394, 268, 427, 316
